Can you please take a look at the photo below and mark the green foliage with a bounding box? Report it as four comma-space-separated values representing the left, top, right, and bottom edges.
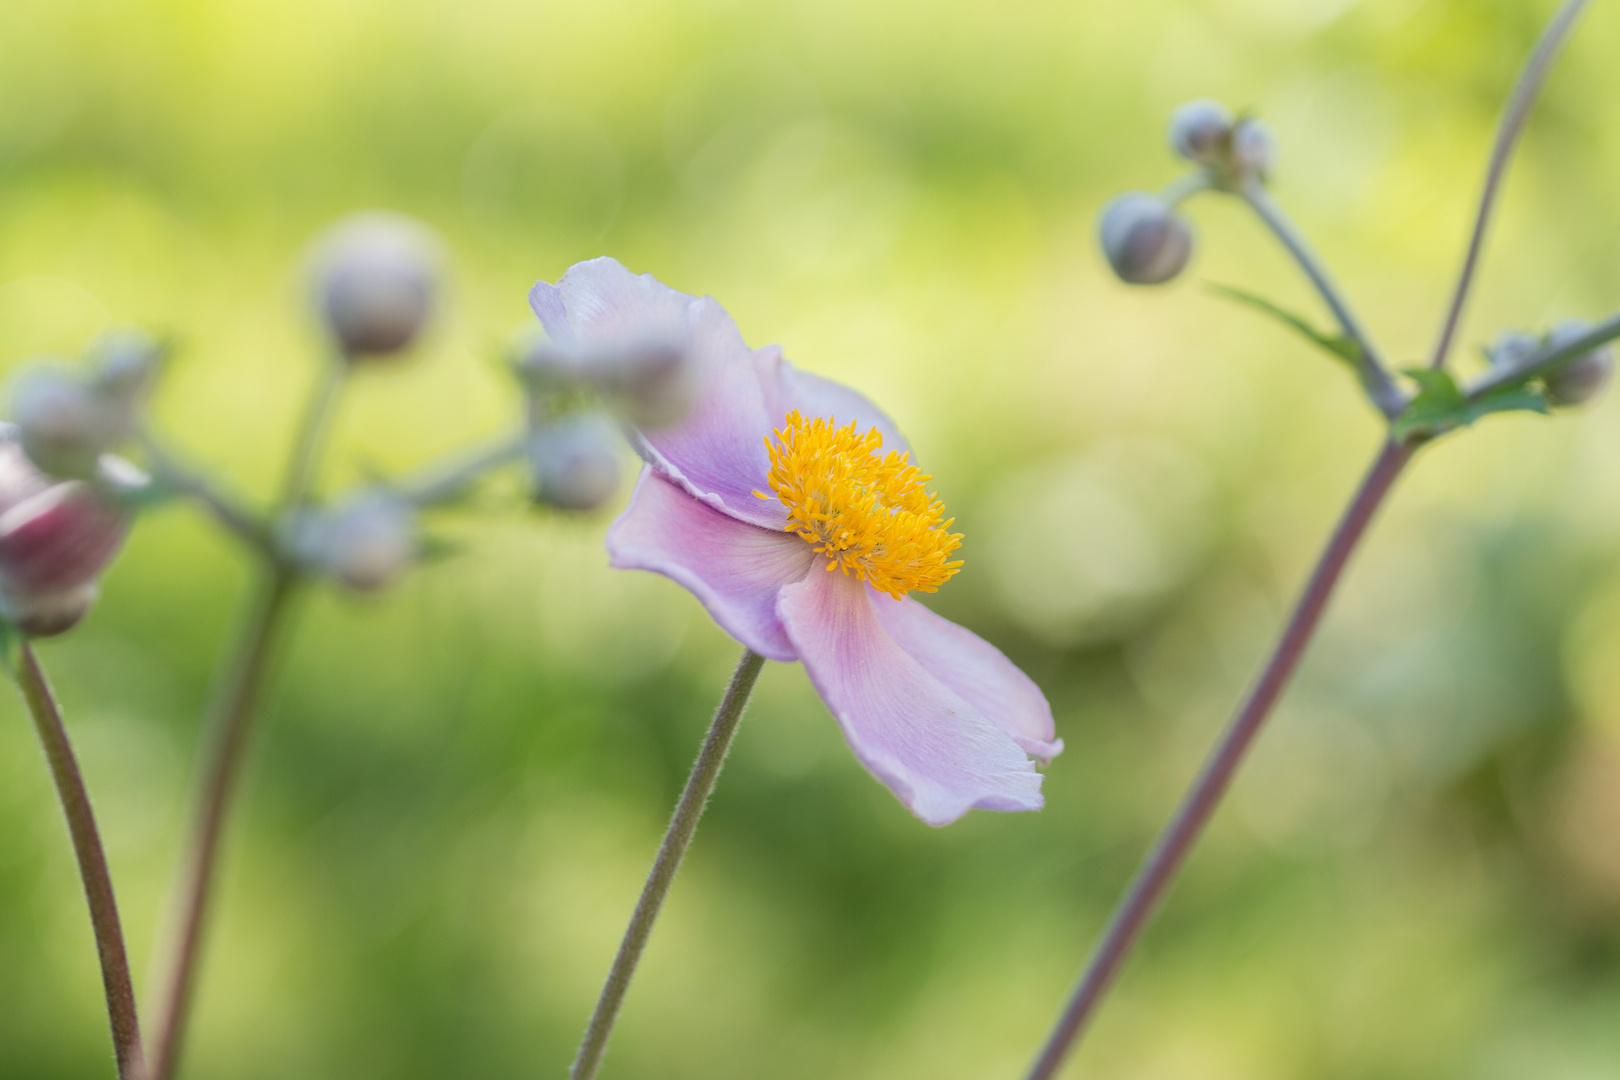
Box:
1394, 367, 1548, 441
1206, 282, 1365, 371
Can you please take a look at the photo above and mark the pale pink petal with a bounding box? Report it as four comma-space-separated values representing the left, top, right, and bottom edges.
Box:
868, 588, 1063, 761
608, 468, 813, 661
532, 259, 783, 528
777, 563, 1043, 826
753, 347, 911, 457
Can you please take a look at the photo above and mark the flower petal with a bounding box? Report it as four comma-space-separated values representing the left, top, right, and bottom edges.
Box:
777, 563, 1043, 825
867, 589, 1063, 761
532, 258, 782, 528
607, 467, 813, 661
754, 347, 911, 457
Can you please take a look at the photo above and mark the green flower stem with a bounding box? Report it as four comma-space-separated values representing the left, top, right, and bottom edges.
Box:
1237, 180, 1406, 418
14, 642, 144, 1080
569, 648, 766, 1080
1023, 438, 1413, 1080
146, 360, 346, 1080
1426, 0, 1592, 372
396, 431, 529, 507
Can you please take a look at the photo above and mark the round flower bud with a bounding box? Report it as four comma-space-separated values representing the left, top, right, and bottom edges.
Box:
10, 366, 116, 480
1486, 328, 1541, 372
309, 212, 442, 361
596, 339, 696, 429
530, 413, 622, 512
1543, 319, 1615, 407
1230, 118, 1277, 181
88, 327, 163, 403
286, 489, 417, 592
1098, 192, 1194, 285
0, 427, 135, 636
1168, 99, 1234, 165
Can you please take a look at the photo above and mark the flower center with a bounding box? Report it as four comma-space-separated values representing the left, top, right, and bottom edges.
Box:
759, 410, 963, 599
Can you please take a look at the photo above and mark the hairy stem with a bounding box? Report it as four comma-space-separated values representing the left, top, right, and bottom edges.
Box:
569, 648, 766, 1080
1238, 181, 1405, 417
15, 642, 145, 1080
1023, 438, 1413, 1080
1427, 0, 1592, 371
146, 361, 344, 1080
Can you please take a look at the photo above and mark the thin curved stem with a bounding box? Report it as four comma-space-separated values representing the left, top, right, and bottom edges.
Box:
144, 575, 296, 1080
15, 642, 144, 1080
569, 648, 766, 1080
146, 361, 345, 1080
1427, 0, 1591, 371
1023, 438, 1413, 1080
1238, 181, 1405, 418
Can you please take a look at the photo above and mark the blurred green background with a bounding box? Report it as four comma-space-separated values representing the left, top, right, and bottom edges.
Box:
2, 0, 1620, 1076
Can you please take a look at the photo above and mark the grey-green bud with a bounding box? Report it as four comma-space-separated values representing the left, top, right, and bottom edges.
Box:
1168, 99, 1234, 165
1230, 118, 1276, 181
285, 489, 417, 591
310, 212, 442, 361
88, 327, 163, 403
530, 413, 622, 512
10, 366, 115, 480
1098, 192, 1193, 285
1543, 319, 1615, 407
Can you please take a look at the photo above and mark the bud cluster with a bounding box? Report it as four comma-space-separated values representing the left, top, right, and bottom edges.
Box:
1488, 321, 1615, 407
1099, 99, 1277, 288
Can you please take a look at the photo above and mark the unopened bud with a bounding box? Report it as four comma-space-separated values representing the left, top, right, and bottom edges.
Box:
88, 327, 163, 403
1485, 328, 1541, 372
310, 212, 442, 361
286, 489, 417, 592
1098, 192, 1193, 285
10, 366, 117, 480
1168, 99, 1234, 165
530, 413, 622, 512
596, 340, 696, 428
1543, 319, 1615, 407
1230, 118, 1276, 180
0, 430, 134, 636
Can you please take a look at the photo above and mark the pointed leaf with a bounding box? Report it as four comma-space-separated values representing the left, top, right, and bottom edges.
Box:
1206, 282, 1364, 370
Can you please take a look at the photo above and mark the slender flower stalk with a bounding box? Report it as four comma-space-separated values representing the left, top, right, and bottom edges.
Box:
14, 641, 145, 1080
1426, 0, 1591, 372
569, 648, 766, 1080
145, 362, 346, 1080
1026, 6, 1593, 1074
1237, 180, 1405, 417
1023, 440, 1411, 1080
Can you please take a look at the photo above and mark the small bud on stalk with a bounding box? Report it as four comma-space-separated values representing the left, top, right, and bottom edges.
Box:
529, 413, 622, 512
1485, 328, 1542, 373
1169, 99, 1234, 166
1229, 117, 1276, 181
1098, 193, 1194, 285
310, 212, 442, 362
517, 334, 696, 429
10, 366, 120, 480
1543, 319, 1615, 407
88, 327, 164, 405
0, 426, 135, 637
284, 489, 418, 592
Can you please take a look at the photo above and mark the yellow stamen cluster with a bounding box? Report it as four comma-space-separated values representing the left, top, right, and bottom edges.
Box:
759, 410, 963, 599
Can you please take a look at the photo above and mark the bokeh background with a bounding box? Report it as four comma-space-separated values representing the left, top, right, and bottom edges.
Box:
2, 0, 1620, 1076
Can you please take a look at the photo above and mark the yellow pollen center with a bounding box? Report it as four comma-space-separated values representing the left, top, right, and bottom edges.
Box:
757, 410, 964, 600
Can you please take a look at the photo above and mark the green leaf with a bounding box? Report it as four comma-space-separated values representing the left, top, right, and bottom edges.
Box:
1206, 282, 1364, 370
1393, 367, 1548, 440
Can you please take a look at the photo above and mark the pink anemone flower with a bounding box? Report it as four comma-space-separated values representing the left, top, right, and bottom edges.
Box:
529, 258, 1063, 826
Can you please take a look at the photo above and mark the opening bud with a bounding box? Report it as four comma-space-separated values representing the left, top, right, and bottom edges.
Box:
309, 212, 442, 362
0, 429, 135, 636
1168, 99, 1235, 165
1543, 319, 1615, 407
529, 413, 622, 512
285, 489, 418, 592
1098, 192, 1194, 285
